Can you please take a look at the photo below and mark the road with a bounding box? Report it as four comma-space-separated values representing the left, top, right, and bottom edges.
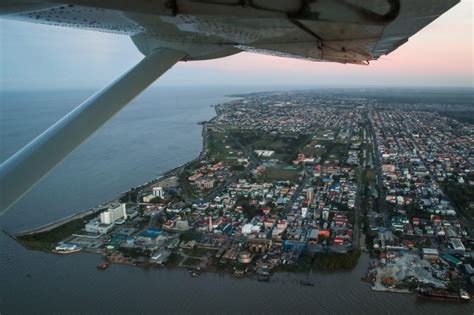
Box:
353, 166, 362, 249
367, 109, 389, 228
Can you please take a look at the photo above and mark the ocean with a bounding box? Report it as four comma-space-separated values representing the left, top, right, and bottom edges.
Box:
0, 86, 472, 314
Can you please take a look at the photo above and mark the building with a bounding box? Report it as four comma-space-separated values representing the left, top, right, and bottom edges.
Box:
242, 223, 253, 235
142, 195, 156, 203
306, 188, 314, 202
307, 229, 319, 244
422, 248, 439, 261
100, 204, 127, 225
152, 187, 164, 198
151, 249, 171, 265
136, 227, 162, 242
451, 238, 466, 252
254, 150, 274, 157
442, 253, 462, 266
247, 239, 272, 252
196, 179, 215, 189
85, 220, 114, 235
382, 164, 396, 172
175, 220, 190, 231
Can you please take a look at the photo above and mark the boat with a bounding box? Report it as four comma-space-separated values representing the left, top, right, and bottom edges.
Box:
416, 288, 470, 302
97, 261, 111, 270
191, 271, 201, 277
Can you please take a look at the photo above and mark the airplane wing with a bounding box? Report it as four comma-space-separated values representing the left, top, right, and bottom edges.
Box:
1, 0, 459, 64
0, 0, 460, 214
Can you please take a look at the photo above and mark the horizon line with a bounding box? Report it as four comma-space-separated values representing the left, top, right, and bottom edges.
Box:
1, 84, 473, 93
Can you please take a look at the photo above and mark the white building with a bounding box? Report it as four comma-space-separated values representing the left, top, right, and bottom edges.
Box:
242, 223, 253, 235
176, 220, 190, 231
251, 225, 261, 234
451, 238, 466, 252
100, 203, 127, 225
254, 150, 275, 157
85, 220, 114, 235
142, 195, 155, 203
152, 187, 164, 198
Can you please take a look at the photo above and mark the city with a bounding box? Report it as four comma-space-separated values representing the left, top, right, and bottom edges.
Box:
15, 90, 474, 301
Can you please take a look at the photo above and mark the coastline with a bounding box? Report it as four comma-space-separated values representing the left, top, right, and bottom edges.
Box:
10, 91, 470, 302
13, 106, 216, 238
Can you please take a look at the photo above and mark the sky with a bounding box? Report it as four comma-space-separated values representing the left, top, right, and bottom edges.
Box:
0, 1, 472, 90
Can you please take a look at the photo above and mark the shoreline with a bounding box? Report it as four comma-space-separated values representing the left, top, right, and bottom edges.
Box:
13, 108, 216, 238
12, 101, 362, 279
10, 92, 470, 301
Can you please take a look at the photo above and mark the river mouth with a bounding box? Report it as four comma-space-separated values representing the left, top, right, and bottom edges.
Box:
1, 87, 473, 314
2, 239, 471, 314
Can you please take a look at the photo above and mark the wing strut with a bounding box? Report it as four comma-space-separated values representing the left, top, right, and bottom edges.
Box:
0, 48, 185, 214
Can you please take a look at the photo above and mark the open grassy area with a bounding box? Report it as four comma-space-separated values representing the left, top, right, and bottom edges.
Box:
276, 250, 361, 273
230, 131, 311, 163
166, 252, 183, 267
16, 212, 98, 250
363, 170, 376, 185
313, 250, 361, 270
179, 172, 198, 199
262, 167, 299, 181
274, 253, 314, 273
182, 257, 203, 266
319, 140, 348, 164
442, 183, 474, 219
301, 140, 326, 157
179, 230, 203, 242
207, 129, 240, 161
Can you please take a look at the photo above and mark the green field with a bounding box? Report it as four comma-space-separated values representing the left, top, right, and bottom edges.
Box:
262, 167, 299, 181
230, 131, 310, 163
16, 212, 98, 250
276, 250, 361, 272
207, 129, 240, 161
318, 140, 348, 164
442, 183, 474, 220
313, 250, 361, 270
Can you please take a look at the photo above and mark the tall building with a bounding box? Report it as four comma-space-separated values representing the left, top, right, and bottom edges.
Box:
306, 188, 314, 203
152, 187, 164, 198
100, 203, 127, 225
208, 215, 213, 232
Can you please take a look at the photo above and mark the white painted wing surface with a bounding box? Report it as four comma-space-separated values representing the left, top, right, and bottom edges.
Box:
0, 0, 460, 63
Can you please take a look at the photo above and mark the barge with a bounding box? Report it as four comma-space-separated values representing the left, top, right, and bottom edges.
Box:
416, 288, 470, 302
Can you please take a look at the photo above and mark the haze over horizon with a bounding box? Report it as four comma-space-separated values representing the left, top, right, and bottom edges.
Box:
0, 0, 472, 91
